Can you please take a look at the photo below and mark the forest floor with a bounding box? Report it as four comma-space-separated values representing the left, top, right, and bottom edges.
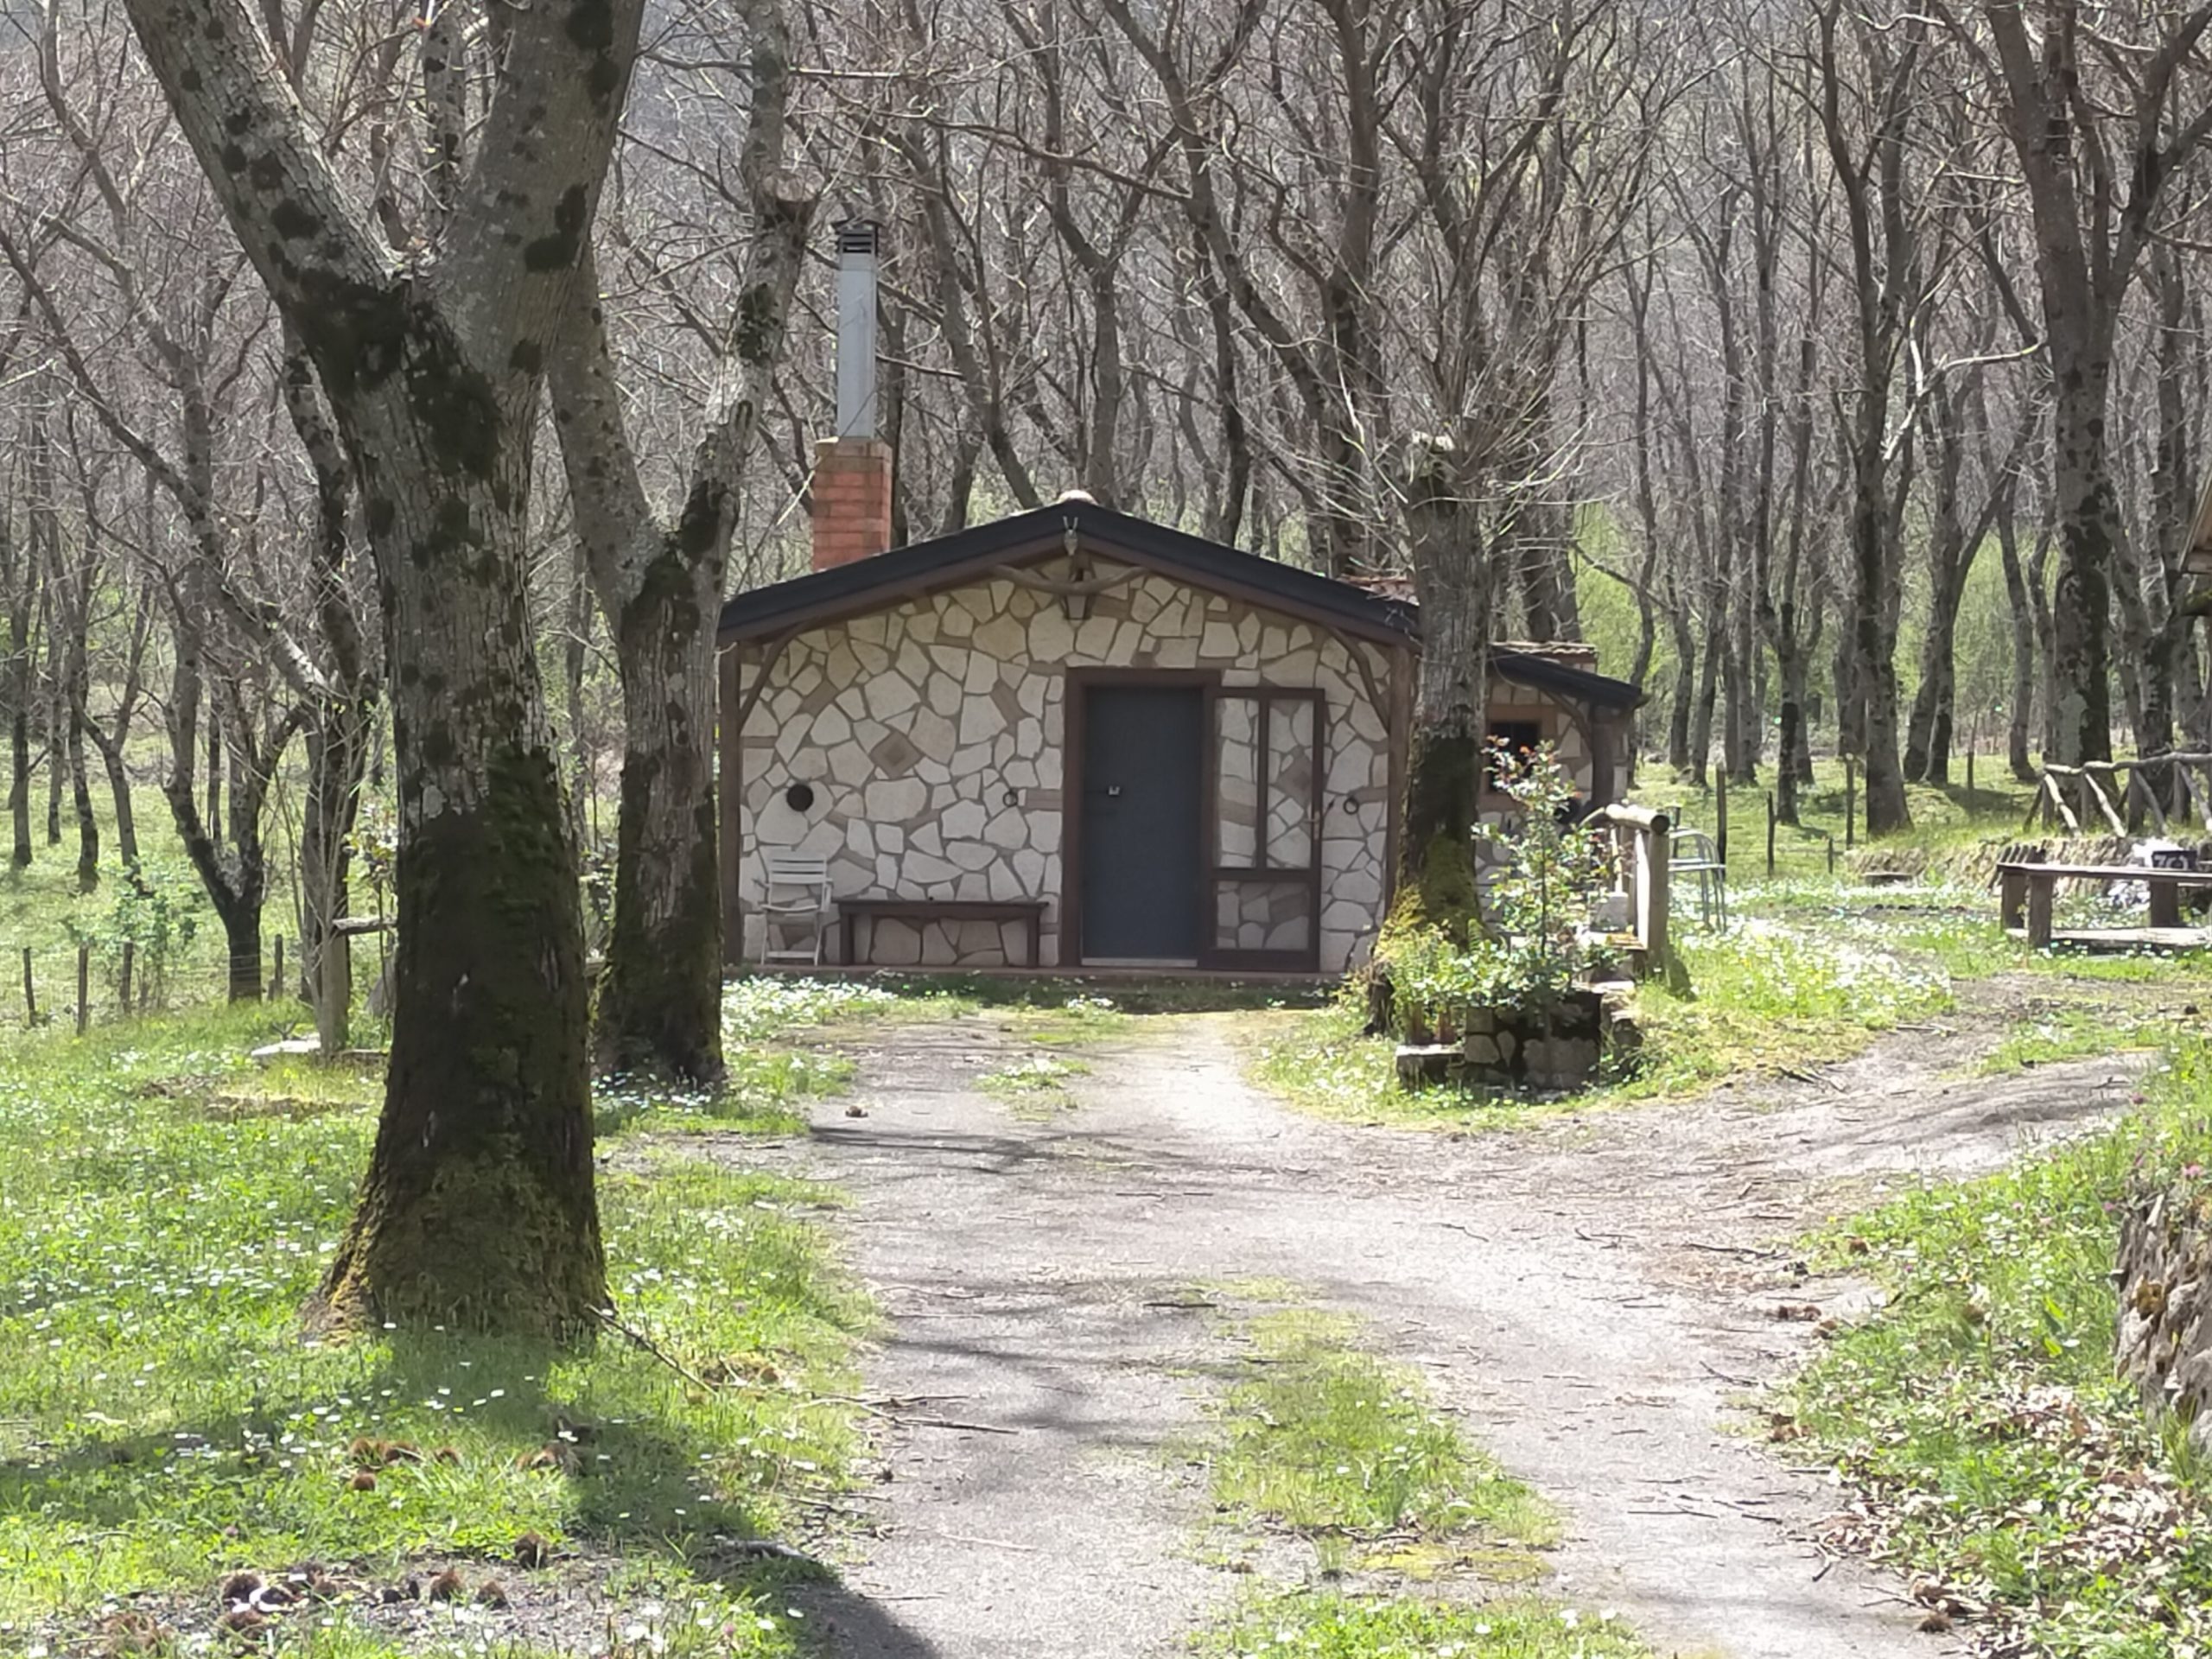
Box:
656, 960, 2189, 1659
9, 823, 2212, 1658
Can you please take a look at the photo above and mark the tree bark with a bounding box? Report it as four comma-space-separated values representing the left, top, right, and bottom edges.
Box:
1395, 435, 1486, 934
1999, 502, 2037, 781
0, 505, 29, 870
122, 0, 640, 1338
547, 0, 807, 1084
1665, 598, 1696, 774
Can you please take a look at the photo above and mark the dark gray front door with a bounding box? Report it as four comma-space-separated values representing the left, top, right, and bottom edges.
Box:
1080, 684, 1203, 960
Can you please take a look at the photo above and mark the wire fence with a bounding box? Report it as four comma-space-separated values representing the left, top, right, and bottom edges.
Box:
5, 933, 386, 1035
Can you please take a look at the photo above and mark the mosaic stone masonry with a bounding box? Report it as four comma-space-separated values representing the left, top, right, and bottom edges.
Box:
735, 560, 1395, 970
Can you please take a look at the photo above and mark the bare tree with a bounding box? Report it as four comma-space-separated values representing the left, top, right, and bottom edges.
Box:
1941, 0, 2212, 768
548, 0, 811, 1084
120, 0, 642, 1336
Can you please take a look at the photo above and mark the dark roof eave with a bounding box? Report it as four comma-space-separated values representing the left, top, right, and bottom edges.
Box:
1491, 649, 1644, 711
717, 501, 1419, 647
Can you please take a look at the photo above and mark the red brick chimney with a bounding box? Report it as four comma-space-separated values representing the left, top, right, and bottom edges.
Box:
812, 220, 893, 571
810, 438, 893, 570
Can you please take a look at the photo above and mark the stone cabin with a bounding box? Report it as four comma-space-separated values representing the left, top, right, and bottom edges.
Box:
715, 493, 1640, 976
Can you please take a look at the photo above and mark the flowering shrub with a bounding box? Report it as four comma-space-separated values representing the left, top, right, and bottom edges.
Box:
1385, 741, 1611, 1041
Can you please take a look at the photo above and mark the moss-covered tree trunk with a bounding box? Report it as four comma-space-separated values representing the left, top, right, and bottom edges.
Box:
594, 557, 725, 1081
1395, 435, 1488, 939
317, 450, 602, 1330
547, 0, 808, 1084
123, 0, 641, 1339
311, 325, 606, 1332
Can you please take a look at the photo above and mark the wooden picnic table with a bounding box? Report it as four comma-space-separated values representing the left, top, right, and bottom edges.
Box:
837, 898, 1048, 967
1995, 858, 2212, 946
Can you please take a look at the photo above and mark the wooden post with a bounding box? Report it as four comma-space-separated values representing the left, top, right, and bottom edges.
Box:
1966, 742, 1975, 795
1715, 777, 1729, 865
20, 947, 33, 1026
1643, 814, 1671, 982
717, 646, 747, 969
272, 936, 284, 1002
1765, 792, 1777, 876
2025, 872, 2055, 949
75, 944, 90, 1035
119, 942, 134, 1018
1827, 833, 1836, 874
1845, 757, 1858, 849
2151, 876, 2183, 931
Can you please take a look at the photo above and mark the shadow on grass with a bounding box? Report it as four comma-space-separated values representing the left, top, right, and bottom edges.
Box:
2, 1330, 946, 1654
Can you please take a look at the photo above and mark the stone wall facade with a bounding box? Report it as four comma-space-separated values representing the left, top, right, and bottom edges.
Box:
734, 561, 1394, 971
1477, 682, 1625, 827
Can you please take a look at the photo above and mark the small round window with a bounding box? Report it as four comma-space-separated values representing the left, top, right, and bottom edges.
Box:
784, 782, 816, 813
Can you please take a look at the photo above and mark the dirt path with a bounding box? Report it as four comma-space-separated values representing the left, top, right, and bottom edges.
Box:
707, 1014, 2146, 1659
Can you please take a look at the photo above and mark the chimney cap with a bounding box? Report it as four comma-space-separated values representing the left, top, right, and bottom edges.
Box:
1057, 487, 1096, 505
836, 218, 880, 254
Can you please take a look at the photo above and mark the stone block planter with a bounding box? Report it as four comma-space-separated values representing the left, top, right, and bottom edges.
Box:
2115, 1182, 2212, 1452
1391, 986, 1641, 1094
1459, 990, 1607, 1091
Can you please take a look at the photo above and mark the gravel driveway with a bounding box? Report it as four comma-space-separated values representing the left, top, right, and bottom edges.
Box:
682, 1007, 2145, 1659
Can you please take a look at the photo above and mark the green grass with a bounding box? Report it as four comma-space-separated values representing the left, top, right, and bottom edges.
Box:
1205, 1310, 1553, 1547
1192, 1306, 1646, 1659
0, 1001, 868, 1656
1616, 913, 1956, 1096
1242, 905, 1960, 1127
1197, 1592, 1651, 1658
977, 1052, 1090, 1116
1783, 1037, 2212, 1657
1976, 1006, 2183, 1073
1636, 756, 2041, 884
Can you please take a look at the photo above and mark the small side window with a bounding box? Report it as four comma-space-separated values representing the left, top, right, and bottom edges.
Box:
1484, 720, 1543, 789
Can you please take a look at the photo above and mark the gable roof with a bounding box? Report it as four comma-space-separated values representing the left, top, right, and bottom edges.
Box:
717, 500, 1417, 647
1491, 649, 1642, 711
716, 501, 1642, 710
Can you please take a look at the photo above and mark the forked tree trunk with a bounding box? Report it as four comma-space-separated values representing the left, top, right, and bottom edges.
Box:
1904, 571, 1965, 785
1395, 436, 1486, 938
1665, 608, 1695, 774
596, 559, 725, 1080
1690, 611, 1721, 785
549, 0, 807, 1084
123, 0, 639, 1339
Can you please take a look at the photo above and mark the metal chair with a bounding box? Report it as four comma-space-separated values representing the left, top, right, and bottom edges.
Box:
760, 852, 835, 966
1669, 829, 1728, 930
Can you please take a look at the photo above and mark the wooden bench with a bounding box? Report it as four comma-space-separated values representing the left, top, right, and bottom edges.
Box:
1996, 858, 2212, 946
837, 898, 1048, 968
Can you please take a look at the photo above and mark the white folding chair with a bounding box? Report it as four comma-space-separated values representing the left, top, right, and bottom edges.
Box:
1669, 829, 1728, 930
760, 852, 835, 966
